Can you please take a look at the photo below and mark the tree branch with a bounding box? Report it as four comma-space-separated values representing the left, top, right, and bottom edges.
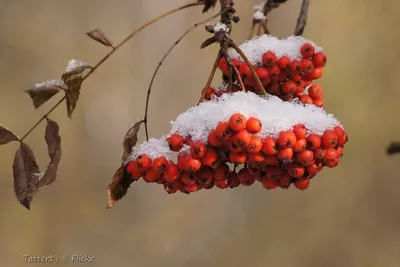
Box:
294, 0, 310, 36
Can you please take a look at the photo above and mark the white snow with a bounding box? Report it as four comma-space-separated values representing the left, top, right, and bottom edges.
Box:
34, 79, 66, 88
213, 22, 229, 33
65, 59, 90, 72
253, 10, 266, 20
127, 136, 171, 163
228, 34, 323, 65
127, 91, 343, 161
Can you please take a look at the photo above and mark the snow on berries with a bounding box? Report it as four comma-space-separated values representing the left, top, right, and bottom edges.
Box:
125, 91, 348, 194
217, 34, 328, 107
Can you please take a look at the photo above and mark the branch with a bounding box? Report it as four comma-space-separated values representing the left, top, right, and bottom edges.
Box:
387, 142, 400, 155
19, 2, 203, 142
143, 8, 228, 140
250, 0, 289, 38
294, 0, 310, 36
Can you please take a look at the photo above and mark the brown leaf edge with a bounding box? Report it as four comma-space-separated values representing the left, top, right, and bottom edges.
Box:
61, 63, 91, 119
86, 28, 114, 48
106, 164, 135, 209
25, 80, 67, 109
0, 125, 19, 145
39, 118, 62, 187
122, 120, 144, 162
13, 142, 41, 210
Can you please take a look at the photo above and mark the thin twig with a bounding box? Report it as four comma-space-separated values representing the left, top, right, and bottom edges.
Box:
228, 38, 267, 96
198, 53, 222, 104
229, 62, 245, 91
143, 9, 228, 140
387, 142, 400, 155
19, 2, 203, 142
294, 0, 310, 36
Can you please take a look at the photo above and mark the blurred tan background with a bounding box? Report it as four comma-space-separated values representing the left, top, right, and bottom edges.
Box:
1, 0, 400, 266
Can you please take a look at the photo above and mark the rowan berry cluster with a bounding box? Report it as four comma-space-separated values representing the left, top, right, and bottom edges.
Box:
216, 35, 327, 106
125, 84, 347, 194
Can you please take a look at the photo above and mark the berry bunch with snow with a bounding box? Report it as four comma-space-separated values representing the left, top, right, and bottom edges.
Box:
126, 92, 347, 194
213, 35, 327, 106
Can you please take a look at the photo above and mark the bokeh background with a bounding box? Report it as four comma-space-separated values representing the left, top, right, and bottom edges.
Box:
1, 0, 400, 266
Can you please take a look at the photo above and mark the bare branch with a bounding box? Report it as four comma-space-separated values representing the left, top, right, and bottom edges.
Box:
294, 0, 310, 36
387, 142, 400, 155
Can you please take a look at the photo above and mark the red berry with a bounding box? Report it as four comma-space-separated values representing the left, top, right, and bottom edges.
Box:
308, 84, 323, 99
202, 147, 219, 168
326, 157, 340, 168
306, 134, 321, 150
164, 180, 183, 194
163, 162, 180, 182
265, 166, 283, 180
297, 149, 314, 166
216, 122, 233, 140
282, 81, 296, 95
246, 117, 262, 134
214, 178, 229, 189
336, 146, 344, 157
279, 173, 292, 189
261, 176, 279, 189
337, 132, 348, 147
197, 167, 214, 184
229, 113, 247, 132
262, 137, 278, 155
232, 130, 252, 148
229, 151, 247, 164
239, 63, 252, 79
277, 147, 293, 160
277, 56, 291, 70
278, 131, 297, 148
301, 58, 314, 73
248, 151, 265, 163
228, 171, 240, 188
321, 130, 338, 148
237, 168, 255, 186
143, 168, 161, 183
136, 154, 152, 170
312, 52, 327, 68
182, 156, 202, 172
201, 87, 216, 100
333, 126, 345, 141
294, 178, 310, 190
208, 130, 222, 147
168, 134, 184, 151
299, 95, 313, 104
184, 183, 201, 192
152, 156, 168, 173
314, 148, 326, 160
300, 43, 315, 58
267, 64, 281, 81
255, 67, 270, 85
306, 162, 323, 174
264, 155, 280, 165
306, 68, 323, 80
181, 171, 197, 185
246, 135, 263, 153
290, 60, 302, 74
313, 98, 324, 107
214, 163, 230, 180
324, 148, 338, 163
293, 124, 307, 139
127, 161, 142, 179
287, 163, 305, 178
262, 50, 277, 66
293, 138, 307, 152
190, 141, 207, 159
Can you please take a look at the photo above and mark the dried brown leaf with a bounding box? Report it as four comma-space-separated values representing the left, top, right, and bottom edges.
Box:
39, 118, 62, 187
61, 61, 92, 118
106, 164, 135, 209
0, 125, 19, 145
198, 0, 217, 13
25, 80, 67, 109
86, 28, 114, 48
13, 142, 40, 210
122, 121, 142, 162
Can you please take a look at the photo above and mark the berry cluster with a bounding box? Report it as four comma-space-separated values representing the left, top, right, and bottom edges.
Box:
217, 35, 327, 106
125, 91, 347, 194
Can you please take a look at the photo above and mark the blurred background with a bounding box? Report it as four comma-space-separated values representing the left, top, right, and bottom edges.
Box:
1, 0, 400, 266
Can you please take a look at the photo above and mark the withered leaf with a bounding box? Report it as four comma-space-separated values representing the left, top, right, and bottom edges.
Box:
13, 142, 40, 210
0, 125, 19, 145
198, 0, 217, 13
39, 118, 62, 187
122, 121, 142, 162
86, 28, 114, 48
25, 80, 67, 109
200, 36, 217, 49
106, 164, 135, 209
